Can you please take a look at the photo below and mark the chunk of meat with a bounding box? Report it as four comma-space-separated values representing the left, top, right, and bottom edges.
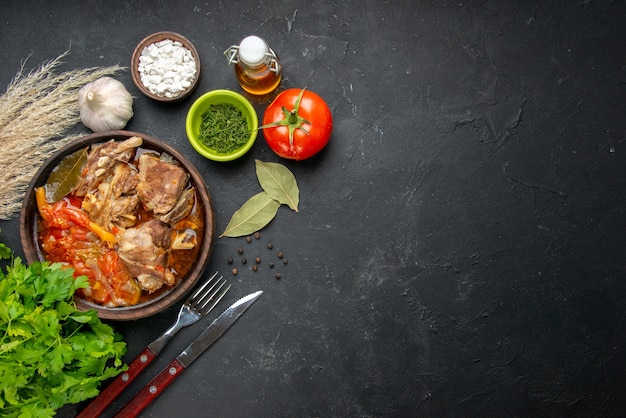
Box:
109, 194, 141, 228
158, 188, 195, 225
81, 163, 140, 229
111, 162, 140, 196
117, 219, 175, 293
136, 153, 189, 215
74, 136, 143, 196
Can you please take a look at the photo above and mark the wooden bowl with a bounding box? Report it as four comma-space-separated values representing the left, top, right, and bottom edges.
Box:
131, 31, 201, 102
20, 131, 215, 320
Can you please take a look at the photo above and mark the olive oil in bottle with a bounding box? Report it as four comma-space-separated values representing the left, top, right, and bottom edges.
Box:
224, 36, 282, 95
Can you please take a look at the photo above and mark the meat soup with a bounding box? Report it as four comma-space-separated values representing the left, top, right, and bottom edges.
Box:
35, 136, 204, 307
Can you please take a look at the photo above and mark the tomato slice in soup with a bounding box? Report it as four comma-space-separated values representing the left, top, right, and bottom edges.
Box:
36, 187, 141, 306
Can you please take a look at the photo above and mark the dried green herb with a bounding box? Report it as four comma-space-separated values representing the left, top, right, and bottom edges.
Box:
45, 147, 88, 201
199, 104, 249, 154
220, 192, 281, 237
255, 160, 299, 212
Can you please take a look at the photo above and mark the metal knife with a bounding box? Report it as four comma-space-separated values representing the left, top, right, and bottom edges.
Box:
113, 290, 263, 418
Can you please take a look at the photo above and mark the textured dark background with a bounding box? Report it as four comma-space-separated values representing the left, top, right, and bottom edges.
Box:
1, 1, 625, 416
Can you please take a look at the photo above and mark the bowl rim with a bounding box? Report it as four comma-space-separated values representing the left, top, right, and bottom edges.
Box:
185, 89, 259, 162
131, 31, 201, 103
19, 130, 215, 321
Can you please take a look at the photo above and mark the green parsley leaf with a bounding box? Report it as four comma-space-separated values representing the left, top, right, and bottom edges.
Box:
0, 237, 128, 417
0, 229, 11, 260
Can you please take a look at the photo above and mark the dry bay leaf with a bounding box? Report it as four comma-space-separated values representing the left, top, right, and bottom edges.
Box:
45, 147, 88, 202
220, 192, 281, 238
255, 159, 299, 212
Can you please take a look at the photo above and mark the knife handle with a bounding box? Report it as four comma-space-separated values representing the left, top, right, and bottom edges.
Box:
114, 358, 185, 418
77, 347, 157, 418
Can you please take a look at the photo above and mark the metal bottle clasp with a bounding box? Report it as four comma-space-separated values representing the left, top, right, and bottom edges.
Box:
224, 45, 239, 65
223, 45, 281, 74
267, 48, 281, 74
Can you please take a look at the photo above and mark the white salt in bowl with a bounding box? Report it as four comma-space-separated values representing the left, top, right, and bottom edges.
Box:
131, 31, 201, 102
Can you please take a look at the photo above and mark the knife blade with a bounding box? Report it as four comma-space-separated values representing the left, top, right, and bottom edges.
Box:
113, 290, 263, 418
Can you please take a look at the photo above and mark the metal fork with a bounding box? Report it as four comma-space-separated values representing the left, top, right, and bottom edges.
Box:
148, 271, 230, 354
77, 272, 230, 418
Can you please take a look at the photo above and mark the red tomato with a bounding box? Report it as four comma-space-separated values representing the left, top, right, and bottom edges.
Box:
262, 88, 332, 160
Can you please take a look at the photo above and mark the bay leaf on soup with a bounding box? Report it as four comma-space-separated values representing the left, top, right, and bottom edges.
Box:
45, 147, 88, 202
220, 191, 281, 238
255, 159, 299, 212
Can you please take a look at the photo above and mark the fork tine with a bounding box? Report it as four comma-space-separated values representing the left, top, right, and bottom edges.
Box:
196, 280, 231, 315
191, 276, 225, 307
185, 271, 219, 304
192, 276, 227, 310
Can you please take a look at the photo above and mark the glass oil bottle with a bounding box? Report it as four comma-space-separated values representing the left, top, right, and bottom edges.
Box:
224, 36, 282, 95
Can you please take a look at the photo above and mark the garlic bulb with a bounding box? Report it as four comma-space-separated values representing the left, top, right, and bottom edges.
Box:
78, 77, 134, 132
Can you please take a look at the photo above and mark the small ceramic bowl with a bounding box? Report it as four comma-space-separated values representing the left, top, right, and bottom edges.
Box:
186, 89, 259, 162
131, 31, 201, 102
20, 131, 215, 321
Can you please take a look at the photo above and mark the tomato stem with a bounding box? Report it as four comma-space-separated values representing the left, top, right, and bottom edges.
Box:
287, 110, 298, 125
259, 88, 311, 145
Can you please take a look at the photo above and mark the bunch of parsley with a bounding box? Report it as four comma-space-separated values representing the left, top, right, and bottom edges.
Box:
0, 234, 127, 417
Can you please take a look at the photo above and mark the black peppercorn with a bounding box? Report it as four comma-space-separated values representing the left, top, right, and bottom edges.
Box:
282, 259, 288, 265
246, 236, 252, 243
277, 251, 284, 258
238, 248, 244, 255
254, 232, 261, 239
227, 257, 233, 265
275, 272, 282, 279
232, 268, 238, 275
267, 243, 273, 249
269, 261, 275, 268
241, 258, 247, 265
255, 256, 261, 264
252, 265, 258, 272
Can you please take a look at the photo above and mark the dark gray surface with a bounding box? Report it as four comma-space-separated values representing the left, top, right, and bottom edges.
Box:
1, 1, 625, 416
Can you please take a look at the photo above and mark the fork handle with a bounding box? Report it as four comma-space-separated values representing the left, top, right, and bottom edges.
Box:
114, 358, 185, 418
77, 347, 157, 418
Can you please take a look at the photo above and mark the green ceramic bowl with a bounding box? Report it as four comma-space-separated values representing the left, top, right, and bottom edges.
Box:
186, 89, 258, 162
